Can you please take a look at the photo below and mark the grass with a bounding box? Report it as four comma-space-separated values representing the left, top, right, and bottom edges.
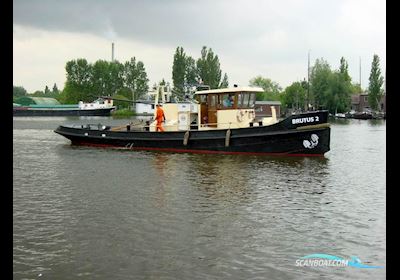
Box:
111, 108, 136, 117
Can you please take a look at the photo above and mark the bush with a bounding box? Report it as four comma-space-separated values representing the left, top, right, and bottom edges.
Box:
111, 109, 136, 118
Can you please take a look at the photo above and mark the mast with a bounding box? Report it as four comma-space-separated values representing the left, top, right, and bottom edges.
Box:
307, 50, 310, 111
359, 56, 361, 93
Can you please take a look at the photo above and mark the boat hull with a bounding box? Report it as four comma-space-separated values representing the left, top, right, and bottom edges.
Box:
54, 111, 331, 156
13, 107, 115, 117
352, 112, 373, 120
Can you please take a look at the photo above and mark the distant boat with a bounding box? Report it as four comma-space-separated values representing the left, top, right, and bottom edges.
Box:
352, 111, 374, 120
13, 98, 116, 116
54, 86, 331, 157
334, 113, 347, 119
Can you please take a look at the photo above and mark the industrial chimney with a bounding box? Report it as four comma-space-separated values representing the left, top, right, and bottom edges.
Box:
112, 42, 114, 62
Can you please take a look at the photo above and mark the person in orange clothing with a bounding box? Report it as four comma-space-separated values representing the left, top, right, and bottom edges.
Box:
155, 104, 166, 132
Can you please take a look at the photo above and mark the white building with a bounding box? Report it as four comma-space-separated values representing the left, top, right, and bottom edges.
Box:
135, 85, 172, 115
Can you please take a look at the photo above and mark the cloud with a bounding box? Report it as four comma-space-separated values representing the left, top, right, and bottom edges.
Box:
13, 0, 385, 92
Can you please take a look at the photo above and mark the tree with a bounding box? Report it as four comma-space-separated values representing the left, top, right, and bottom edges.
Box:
61, 57, 149, 104
282, 81, 306, 110
185, 56, 198, 86
325, 71, 352, 113
52, 83, 60, 95
172, 47, 187, 98
196, 46, 222, 89
134, 61, 149, 100
309, 57, 352, 113
368, 54, 384, 111
31, 90, 45, 97
108, 60, 125, 96
123, 57, 149, 102
350, 83, 362, 94
63, 58, 93, 103
44, 85, 51, 96
220, 73, 229, 88
13, 86, 27, 98
249, 76, 282, 100
310, 58, 332, 109
339, 57, 351, 82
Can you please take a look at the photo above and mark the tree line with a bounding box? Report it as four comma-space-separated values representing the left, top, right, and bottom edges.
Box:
172, 46, 229, 99
13, 47, 385, 113
249, 54, 384, 113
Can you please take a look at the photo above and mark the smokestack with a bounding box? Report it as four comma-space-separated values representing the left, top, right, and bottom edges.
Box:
112, 42, 114, 62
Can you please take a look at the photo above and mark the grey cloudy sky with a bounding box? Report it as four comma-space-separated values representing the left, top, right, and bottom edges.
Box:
13, 0, 386, 93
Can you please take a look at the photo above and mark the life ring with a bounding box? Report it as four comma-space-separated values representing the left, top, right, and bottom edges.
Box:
236, 110, 245, 122
180, 114, 186, 122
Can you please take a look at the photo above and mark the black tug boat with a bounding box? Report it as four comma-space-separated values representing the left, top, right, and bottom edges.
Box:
54, 86, 330, 156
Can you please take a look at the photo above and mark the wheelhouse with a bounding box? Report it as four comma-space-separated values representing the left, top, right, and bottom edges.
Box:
194, 87, 264, 128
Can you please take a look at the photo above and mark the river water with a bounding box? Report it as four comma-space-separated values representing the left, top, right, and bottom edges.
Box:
13, 117, 386, 280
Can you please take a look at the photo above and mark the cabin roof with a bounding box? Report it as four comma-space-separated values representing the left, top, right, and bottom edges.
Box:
194, 86, 264, 95
255, 101, 282, 105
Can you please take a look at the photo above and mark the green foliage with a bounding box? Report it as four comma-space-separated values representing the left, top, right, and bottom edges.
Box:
309, 57, 352, 113
52, 83, 59, 95
13, 86, 27, 98
282, 81, 306, 110
310, 58, 332, 109
351, 83, 362, 94
44, 85, 50, 95
123, 57, 149, 102
112, 94, 130, 109
185, 56, 198, 86
249, 76, 282, 101
172, 47, 187, 97
220, 73, 229, 88
197, 46, 222, 89
339, 57, 351, 82
368, 54, 384, 111
172, 46, 228, 99
135, 61, 149, 100
31, 90, 45, 96
62, 57, 149, 104
325, 72, 352, 113
63, 58, 94, 103
111, 108, 136, 117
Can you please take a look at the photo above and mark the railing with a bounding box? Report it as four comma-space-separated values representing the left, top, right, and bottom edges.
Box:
79, 120, 260, 132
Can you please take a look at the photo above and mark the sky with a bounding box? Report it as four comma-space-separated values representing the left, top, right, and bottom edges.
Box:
13, 0, 386, 93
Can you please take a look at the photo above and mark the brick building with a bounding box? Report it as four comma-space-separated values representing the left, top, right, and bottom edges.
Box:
254, 101, 281, 117
351, 93, 386, 112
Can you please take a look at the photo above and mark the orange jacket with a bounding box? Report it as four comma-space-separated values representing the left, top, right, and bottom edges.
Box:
156, 107, 165, 122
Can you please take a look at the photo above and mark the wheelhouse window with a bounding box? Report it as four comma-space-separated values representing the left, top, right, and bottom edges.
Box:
220, 93, 235, 109
249, 93, 256, 108
237, 93, 243, 108
209, 94, 217, 108
242, 93, 250, 108
197, 94, 207, 104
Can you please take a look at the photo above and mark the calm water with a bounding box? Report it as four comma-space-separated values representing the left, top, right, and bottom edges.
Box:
13, 117, 386, 280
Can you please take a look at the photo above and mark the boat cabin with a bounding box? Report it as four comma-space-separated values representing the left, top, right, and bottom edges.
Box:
149, 86, 278, 132
195, 87, 265, 129
78, 97, 114, 110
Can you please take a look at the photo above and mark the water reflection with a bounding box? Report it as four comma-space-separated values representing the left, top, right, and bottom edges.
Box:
329, 118, 351, 125
152, 153, 169, 208
368, 119, 386, 126
180, 154, 329, 203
